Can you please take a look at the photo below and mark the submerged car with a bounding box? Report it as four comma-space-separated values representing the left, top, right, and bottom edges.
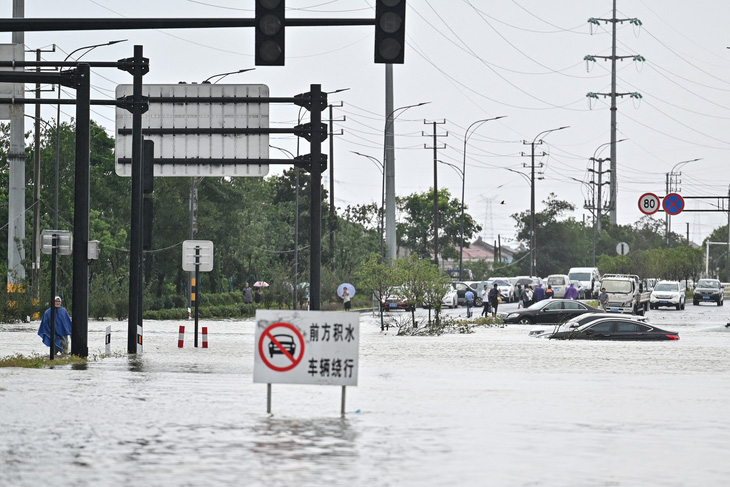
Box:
501, 299, 602, 324
528, 312, 645, 337
548, 317, 679, 341
693, 279, 724, 306
650, 280, 685, 310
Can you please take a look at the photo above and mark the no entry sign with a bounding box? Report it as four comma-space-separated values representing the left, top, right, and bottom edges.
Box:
253, 310, 359, 386
663, 193, 685, 215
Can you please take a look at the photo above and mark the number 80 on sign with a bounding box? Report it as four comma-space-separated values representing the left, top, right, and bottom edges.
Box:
638, 192, 660, 215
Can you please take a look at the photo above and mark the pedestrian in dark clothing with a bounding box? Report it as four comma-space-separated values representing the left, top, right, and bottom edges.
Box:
254, 288, 262, 305
545, 285, 554, 299
534, 283, 546, 302
488, 283, 503, 317
243, 283, 253, 304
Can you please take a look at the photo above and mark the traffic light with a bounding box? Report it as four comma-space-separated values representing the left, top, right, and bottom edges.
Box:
375, 0, 406, 64
255, 0, 286, 66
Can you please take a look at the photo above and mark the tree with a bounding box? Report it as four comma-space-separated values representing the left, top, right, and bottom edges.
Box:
397, 187, 481, 262
511, 193, 588, 276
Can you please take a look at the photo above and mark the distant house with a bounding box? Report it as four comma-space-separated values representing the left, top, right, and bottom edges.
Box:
442, 236, 517, 269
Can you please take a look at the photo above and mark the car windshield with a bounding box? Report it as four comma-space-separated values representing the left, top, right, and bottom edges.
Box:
602, 280, 633, 293
654, 283, 679, 292
697, 280, 719, 289
569, 272, 591, 281
548, 277, 567, 285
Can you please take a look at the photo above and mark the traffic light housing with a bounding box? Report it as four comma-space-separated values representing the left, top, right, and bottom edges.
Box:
375, 0, 406, 64
255, 0, 286, 66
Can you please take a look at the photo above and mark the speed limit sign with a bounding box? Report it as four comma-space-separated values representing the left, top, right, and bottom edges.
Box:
638, 192, 660, 215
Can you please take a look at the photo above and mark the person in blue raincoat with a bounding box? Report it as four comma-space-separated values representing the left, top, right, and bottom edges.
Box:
38, 296, 72, 354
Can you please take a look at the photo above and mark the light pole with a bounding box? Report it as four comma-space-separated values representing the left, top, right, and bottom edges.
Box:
665, 158, 701, 246
384, 101, 430, 261
201, 68, 255, 84
54, 40, 126, 229
528, 126, 569, 277
351, 151, 385, 259
460, 116, 505, 278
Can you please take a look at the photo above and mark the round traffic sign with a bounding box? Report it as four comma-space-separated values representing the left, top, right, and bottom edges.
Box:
638, 192, 660, 215
662, 193, 685, 216
616, 242, 630, 256
258, 322, 305, 372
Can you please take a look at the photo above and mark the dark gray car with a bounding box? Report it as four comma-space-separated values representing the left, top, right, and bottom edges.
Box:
693, 279, 724, 306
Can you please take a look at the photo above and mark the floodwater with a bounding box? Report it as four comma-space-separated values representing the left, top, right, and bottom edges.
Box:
2, 303, 730, 487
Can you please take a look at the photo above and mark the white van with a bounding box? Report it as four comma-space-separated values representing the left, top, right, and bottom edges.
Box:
568, 267, 601, 298
546, 274, 572, 298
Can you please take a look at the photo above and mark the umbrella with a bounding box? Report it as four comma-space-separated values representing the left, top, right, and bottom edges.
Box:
253, 281, 269, 288
337, 283, 356, 299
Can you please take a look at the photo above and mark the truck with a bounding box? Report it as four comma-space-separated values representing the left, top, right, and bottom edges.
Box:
600, 274, 651, 315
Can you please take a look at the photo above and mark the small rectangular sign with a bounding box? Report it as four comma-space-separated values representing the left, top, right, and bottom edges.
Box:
253, 310, 359, 386
182, 240, 214, 272
0, 44, 24, 120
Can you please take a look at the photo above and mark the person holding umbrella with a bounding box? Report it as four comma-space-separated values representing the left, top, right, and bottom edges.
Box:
337, 283, 356, 312
252, 281, 268, 306
342, 287, 351, 311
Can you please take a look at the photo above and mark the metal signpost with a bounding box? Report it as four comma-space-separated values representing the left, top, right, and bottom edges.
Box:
254, 310, 359, 417
40, 230, 72, 359
182, 240, 214, 348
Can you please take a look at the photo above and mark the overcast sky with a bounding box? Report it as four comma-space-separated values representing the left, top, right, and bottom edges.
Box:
5, 0, 730, 251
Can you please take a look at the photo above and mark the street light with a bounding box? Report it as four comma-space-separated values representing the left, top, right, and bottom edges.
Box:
54, 40, 126, 229
666, 158, 701, 246
459, 116, 506, 279
351, 151, 385, 258
201, 68, 255, 84
384, 101, 430, 261
528, 126, 569, 277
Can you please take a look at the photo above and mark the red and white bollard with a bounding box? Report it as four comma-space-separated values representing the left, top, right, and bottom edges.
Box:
178, 325, 185, 348
202, 327, 208, 348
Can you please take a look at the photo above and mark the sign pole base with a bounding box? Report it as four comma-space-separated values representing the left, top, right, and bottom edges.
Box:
267, 383, 272, 414
341, 385, 346, 417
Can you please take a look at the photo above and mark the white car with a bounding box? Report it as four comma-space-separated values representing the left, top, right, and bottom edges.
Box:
650, 280, 686, 310
442, 287, 458, 308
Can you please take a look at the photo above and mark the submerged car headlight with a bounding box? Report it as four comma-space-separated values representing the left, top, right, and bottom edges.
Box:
506, 313, 519, 319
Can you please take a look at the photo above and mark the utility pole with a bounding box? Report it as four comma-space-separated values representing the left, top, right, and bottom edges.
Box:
586, 0, 644, 224
8, 0, 26, 290
585, 157, 611, 266
328, 101, 345, 262
423, 120, 447, 266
